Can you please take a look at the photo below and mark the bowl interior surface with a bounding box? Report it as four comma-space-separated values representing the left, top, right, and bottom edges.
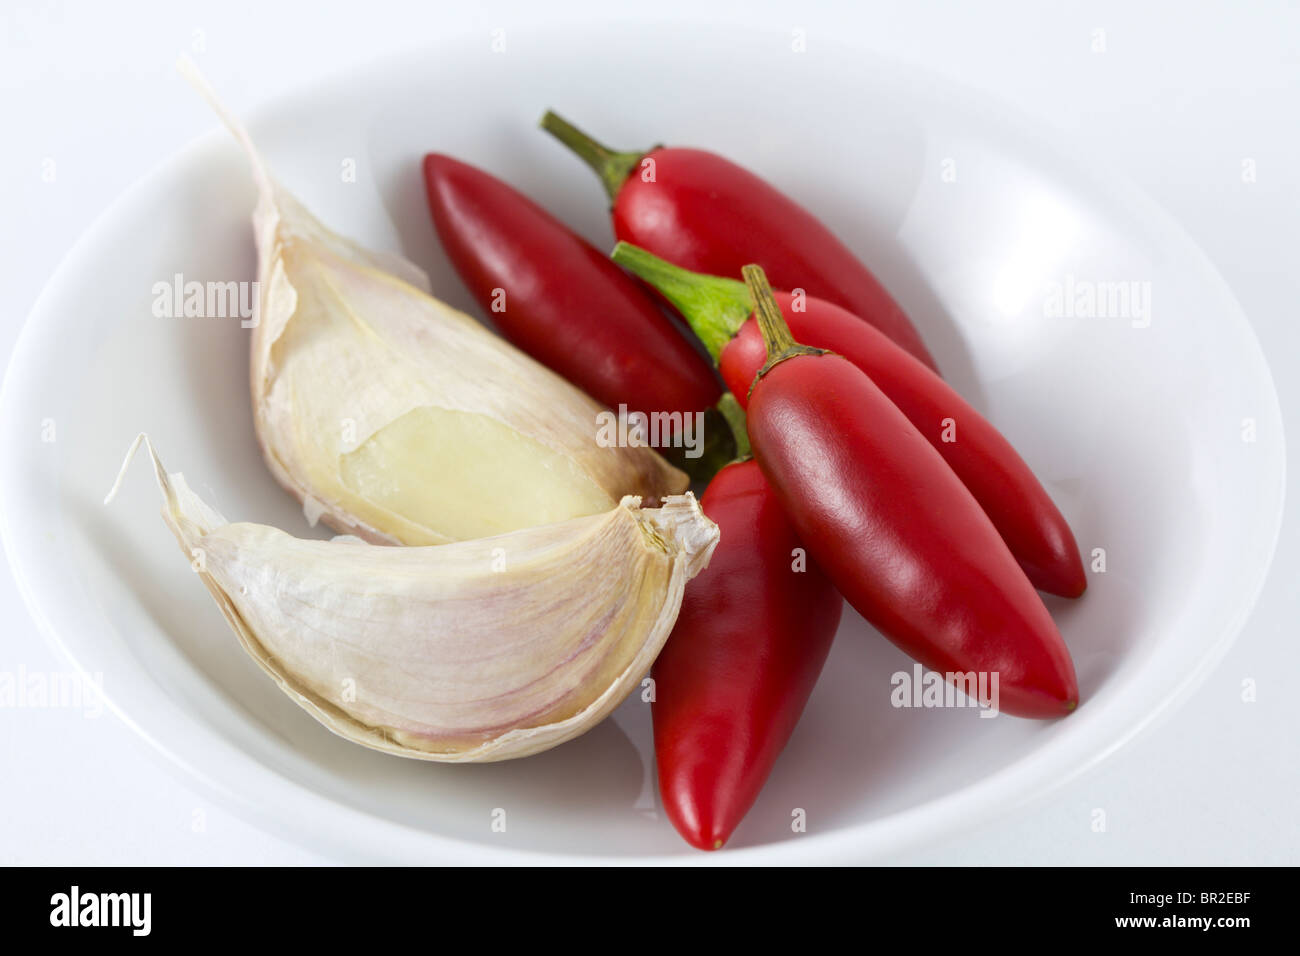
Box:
0, 24, 1284, 862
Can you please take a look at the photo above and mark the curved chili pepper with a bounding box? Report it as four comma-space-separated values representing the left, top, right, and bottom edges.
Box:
610, 242, 1086, 598
421, 154, 726, 468
539, 111, 940, 373
738, 265, 1077, 719
653, 398, 842, 850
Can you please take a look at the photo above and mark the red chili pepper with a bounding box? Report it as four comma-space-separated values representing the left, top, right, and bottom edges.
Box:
421, 154, 722, 434
540, 111, 940, 373
610, 242, 1086, 598
738, 265, 1078, 720
652, 399, 842, 850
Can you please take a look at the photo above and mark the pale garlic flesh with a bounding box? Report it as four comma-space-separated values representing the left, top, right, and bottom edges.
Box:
181, 61, 688, 546
111, 435, 719, 762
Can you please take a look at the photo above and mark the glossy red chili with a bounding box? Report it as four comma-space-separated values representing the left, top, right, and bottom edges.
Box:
540, 111, 940, 373
653, 435, 842, 851
611, 242, 1086, 598
739, 266, 1078, 720
421, 154, 721, 427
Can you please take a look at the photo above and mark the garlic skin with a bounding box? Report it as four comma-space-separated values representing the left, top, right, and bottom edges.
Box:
112, 436, 719, 762
181, 62, 687, 546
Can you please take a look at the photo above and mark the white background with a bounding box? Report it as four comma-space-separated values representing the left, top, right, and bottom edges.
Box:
1, 0, 1297, 864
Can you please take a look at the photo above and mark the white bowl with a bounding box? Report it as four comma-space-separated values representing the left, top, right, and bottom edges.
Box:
0, 25, 1284, 863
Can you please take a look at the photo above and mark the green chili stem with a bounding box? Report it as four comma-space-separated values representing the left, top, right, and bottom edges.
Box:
539, 111, 644, 204
610, 242, 752, 360
742, 265, 825, 386
714, 392, 750, 460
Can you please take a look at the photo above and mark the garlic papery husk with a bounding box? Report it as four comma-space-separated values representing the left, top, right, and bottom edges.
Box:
109, 435, 719, 762
180, 61, 687, 546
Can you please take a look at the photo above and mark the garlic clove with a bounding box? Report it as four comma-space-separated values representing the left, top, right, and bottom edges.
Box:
109, 435, 719, 762
179, 59, 688, 546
